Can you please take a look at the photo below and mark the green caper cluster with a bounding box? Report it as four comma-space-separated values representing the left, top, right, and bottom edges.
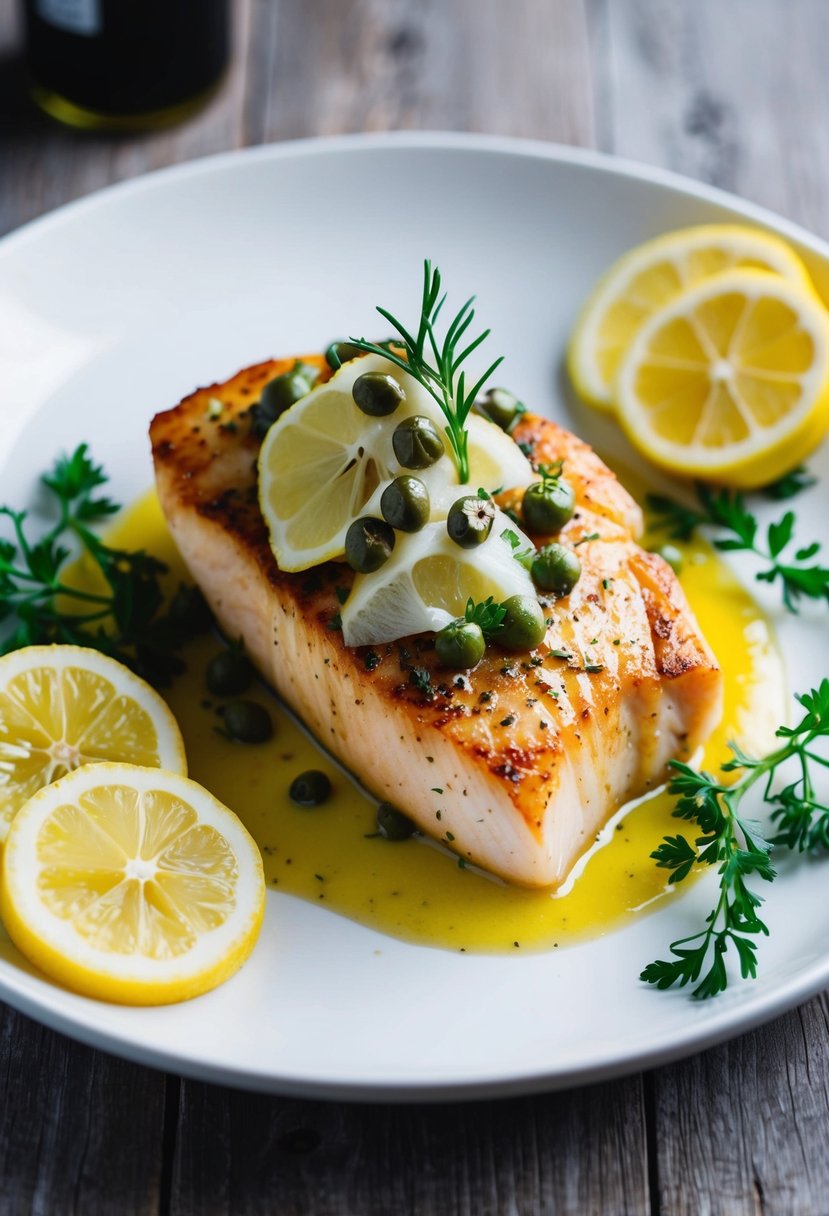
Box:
206, 645, 275, 744
344, 374, 445, 574
435, 593, 547, 671
517, 464, 582, 599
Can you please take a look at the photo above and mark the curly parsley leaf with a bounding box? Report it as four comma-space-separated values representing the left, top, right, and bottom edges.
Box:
642, 680, 829, 999
0, 444, 210, 685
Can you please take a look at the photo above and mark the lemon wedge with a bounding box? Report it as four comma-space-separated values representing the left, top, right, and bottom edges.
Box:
341, 509, 535, 647
568, 225, 813, 411
258, 354, 533, 572
0, 762, 265, 1004
0, 645, 186, 844
614, 268, 829, 487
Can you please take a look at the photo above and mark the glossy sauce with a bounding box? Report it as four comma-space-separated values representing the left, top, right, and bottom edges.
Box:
106, 493, 785, 954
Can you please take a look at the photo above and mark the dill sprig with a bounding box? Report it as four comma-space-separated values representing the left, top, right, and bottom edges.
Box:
647, 477, 828, 612
349, 260, 504, 482
0, 445, 209, 685
641, 680, 829, 999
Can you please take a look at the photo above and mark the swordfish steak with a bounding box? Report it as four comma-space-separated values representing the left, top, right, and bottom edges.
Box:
150, 356, 723, 888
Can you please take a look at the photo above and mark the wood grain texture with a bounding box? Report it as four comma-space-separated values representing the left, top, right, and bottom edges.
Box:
169, 1078, 649, 1216
0, 1002, 168, 1215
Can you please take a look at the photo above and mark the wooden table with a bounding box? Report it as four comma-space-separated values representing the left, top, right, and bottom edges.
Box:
2, 2, 829, 1212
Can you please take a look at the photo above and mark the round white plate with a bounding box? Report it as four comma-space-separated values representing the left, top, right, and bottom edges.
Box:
0, 133, 827, 1100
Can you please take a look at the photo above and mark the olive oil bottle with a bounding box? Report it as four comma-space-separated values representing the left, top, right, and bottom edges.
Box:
22, 0, 230, 131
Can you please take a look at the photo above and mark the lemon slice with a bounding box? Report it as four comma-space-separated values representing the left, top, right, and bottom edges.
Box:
0, 762, 265, 1004
341, 509, 535, 647
568, 225, 813, 411
258, 354, 533, 572
614, 268, 829, 487
0, 645, 186, 844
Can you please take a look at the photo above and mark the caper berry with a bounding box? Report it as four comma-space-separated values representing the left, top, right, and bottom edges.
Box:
344, 517, 396, 574
376, 801, 416, 841
252, 366, 315, 438
654, 543, 683, 575
435, 619, 486, 669
498, 595, 547, 652
446, 495, 495, 549
475, 386, 524, 432
206, 648, 254, 696
392, 415, 445, 469
380, 475, 430, 532
353, 371, 405, 417
290, 769, 332, 807
325, 340, 363, 370
522, 477, 576, 535
531, 543, 581, 595
222, 700, 273, 744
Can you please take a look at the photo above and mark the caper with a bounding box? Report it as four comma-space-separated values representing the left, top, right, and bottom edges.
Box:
290, 769, 332, 807
392, 415, 445, 469
531, 543, 581, 595
353, 371, 405, 417
376, 801, 416, 841
435, 619, 486, 669
206, 648, 254, 696
222, 700, 273, 744
475, 386, 524, 432
654, 543, 683, 575
498, 595, 547, 652
325, 340, 363, 370
344, 517, 396, 573
167, 584, 212, 635
521, 477, 576, 535
380, 475, 430, 532
446, 495, 495, 549
252, 366, 315, 438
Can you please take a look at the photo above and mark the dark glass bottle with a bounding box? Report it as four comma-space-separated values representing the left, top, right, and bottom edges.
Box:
22, 0, 230, 131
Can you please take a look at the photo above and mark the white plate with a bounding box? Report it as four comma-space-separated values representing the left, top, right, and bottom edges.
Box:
0, 133, 827, 1100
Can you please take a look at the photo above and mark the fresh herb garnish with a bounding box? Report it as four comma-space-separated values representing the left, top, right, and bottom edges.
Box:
762, 466, 817, 501
0, 445, 207, 685
464, 596, 507, 638
641, 681, 829, 999
349, 261, 504, 483
499, 527, 535, 570
647, 481, 828, 612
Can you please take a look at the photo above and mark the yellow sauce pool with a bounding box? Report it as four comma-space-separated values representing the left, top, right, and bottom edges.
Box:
104, 492, 785, 955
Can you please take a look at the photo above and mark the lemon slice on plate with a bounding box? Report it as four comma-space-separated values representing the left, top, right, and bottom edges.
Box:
568, 225, 813, 411
0, 762, 265, 1004
615, 268, 829, 487
0, 645, 186, 844
258, 354, 533, 572
341, 510, 535, 647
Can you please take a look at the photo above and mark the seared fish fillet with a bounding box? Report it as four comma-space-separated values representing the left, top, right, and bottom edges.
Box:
151, 356, 723, 888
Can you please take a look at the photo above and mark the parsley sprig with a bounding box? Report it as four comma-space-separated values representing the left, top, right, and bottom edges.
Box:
349, 261, 504, 483
641, 680, 829, 999
464, 596, 507, 637
647, 477, 827, 612
0, 445, 208, 685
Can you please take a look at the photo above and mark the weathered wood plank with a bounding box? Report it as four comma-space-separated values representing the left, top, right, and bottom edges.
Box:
170, 1077, 649, 1216
0, 0, 251, 239
650, 994, 829, 1216
596, 0, 829, 236
244, 0, 596, 145
0, 1002, 168, 1215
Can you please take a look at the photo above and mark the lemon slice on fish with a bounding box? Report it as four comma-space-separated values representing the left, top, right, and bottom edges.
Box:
257, 355, 533, 572
0, 645, 186, 844
341, 509, 536, 647
615, 268, 829, 487
0, 763, 264, 1005
568, 225, 813, 411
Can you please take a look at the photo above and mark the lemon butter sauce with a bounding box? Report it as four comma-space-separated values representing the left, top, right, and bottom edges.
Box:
105, 491, 785, 955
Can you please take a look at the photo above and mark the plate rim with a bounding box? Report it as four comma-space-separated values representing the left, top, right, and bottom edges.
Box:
1, 130, 828, 1101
